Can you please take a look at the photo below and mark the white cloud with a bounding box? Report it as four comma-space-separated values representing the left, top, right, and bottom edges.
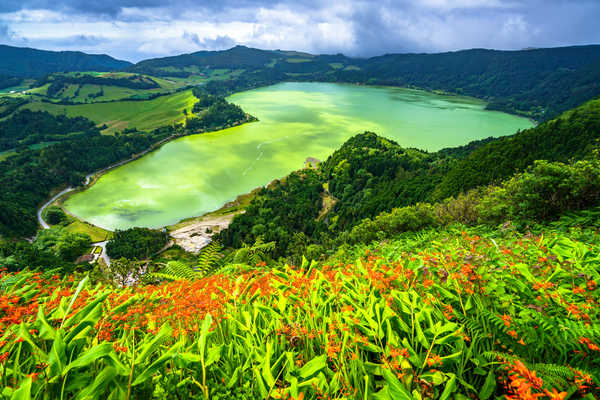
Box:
0, 0, 597, 61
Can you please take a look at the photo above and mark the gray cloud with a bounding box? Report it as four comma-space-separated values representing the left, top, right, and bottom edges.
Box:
0, 0, 598, 61
183, 32, 237, 51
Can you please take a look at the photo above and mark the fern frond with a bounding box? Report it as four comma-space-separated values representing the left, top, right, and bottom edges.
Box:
149, 261, 198, 281
482, 351, 519, 363
196, 241, 222, 273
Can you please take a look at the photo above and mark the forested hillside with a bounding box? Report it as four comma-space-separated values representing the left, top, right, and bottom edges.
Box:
435, 98, 600, 199
0, 111, 173, 237
130, 45, 600, 120
0, 110, 96, 151
0, 45, 131, 77
219, 98, 600, 260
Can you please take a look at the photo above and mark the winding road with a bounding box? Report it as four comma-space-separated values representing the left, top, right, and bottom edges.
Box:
37, 173, 110, 264
37, 186, 74, 229
36, 133, 183, 267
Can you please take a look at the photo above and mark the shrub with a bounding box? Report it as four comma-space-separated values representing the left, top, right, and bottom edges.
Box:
478, 159, 600, 224
45, 206, 67, 225
347, 203, 437, 244
106, 227, 169, 260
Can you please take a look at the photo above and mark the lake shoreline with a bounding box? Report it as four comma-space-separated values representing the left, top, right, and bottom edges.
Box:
52, 81, 534, 233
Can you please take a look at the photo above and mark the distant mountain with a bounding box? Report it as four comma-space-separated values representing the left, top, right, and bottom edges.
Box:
129, 45, 355, 76
0, 45, 132, 77
131, 45, 281, 73
360, 45, 600, 119
131, 44, 600, 120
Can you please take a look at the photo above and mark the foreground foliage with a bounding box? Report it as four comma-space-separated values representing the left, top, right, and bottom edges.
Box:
1, 223, 599, 399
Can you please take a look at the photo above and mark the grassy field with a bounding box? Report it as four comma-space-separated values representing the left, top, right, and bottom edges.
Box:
63, 220, 113, 242
23, 89, 197, 133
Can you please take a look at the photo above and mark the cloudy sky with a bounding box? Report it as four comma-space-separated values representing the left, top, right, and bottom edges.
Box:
0, 0, 598, 62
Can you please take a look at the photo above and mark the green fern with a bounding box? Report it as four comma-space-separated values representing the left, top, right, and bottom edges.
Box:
233, 238, 276, 265
150, 241, 223, 281
150, 261, 198, 281
195, 241, 222, 275
483, 352, 589, 392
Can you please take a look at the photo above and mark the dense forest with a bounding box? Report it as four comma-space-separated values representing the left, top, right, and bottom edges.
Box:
435, 99, 600, 198
186, 88, 254, 131
0, 114, 173, 237
106, 227, 169, 260
0, 97, 29, 118
219, 98, 600, 260
0, 110, 97, 151
0, 75, 21, 90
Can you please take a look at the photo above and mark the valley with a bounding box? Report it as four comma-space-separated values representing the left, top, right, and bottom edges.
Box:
63, 82, 533, 230
1, 39, 600, 400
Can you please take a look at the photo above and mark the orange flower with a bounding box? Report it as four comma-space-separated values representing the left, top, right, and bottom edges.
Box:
426, 354, 442, 367
543, 388, 567, 400
500, 314, 512, 328
27, 372, 40, 382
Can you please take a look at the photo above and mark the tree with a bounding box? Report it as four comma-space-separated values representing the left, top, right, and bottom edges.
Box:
45, 206, 66, 225
107, 257, 146, 287
106, 227, 169, 260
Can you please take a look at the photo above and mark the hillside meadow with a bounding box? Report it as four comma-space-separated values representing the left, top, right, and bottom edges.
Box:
22, 90, 197, 133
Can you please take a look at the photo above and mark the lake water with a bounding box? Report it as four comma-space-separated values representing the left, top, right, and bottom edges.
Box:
64, 82, 534, 230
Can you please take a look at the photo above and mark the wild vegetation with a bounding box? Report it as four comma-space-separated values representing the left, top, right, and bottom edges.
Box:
0, 110, 97, 151
0, 121, 171, 237
185, 88, 254, 132
106, 228, 170, 260
1, 213, 599, 399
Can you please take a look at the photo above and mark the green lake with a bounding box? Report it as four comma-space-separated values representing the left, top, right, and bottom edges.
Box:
64, 82, 534, 230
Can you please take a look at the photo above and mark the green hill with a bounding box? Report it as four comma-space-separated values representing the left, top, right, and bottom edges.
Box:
435, 98, 600, 199
130, 45, 600, 120
219, 98, 600, 259
24, 89, 197, 133
0, 44, 131, 77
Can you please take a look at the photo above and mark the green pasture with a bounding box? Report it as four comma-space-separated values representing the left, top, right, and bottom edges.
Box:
23, 89, 197, 133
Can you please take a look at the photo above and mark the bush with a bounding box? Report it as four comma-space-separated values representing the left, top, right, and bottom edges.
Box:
45, 206, 67, 225
106, 227, 169, 260
478, 159, 600, 224
347, 203, 437, 244
345, 157, 600, 245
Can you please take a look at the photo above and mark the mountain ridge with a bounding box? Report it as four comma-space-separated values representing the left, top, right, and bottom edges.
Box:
0, 44, 132, 77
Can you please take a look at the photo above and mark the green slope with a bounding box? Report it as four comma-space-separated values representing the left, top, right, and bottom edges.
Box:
23, 90, 197, 133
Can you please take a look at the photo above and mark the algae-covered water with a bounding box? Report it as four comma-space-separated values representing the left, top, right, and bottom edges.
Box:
64, 82, 534, 230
